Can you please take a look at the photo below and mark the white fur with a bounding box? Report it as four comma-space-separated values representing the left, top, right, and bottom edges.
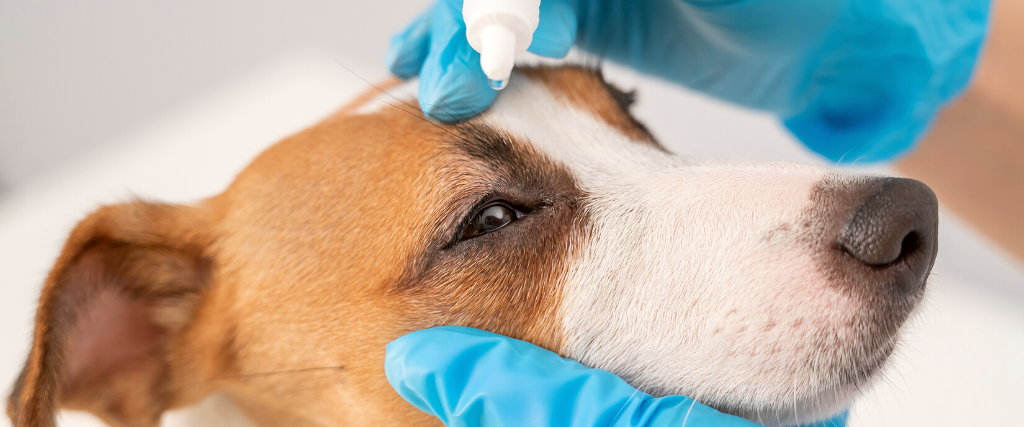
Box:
483, 75, 864, 426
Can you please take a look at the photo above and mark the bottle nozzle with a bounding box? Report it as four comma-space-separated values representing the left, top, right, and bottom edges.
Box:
463, 0, 541, 91
479, 24, 517, 86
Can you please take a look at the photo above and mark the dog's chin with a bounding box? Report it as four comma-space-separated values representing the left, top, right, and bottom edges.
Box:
707, 383, 857, 427
704, 342, 895, 427
719, 399, 851, 427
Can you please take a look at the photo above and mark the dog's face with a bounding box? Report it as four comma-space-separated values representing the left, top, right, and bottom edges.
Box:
8, 67, 937, 427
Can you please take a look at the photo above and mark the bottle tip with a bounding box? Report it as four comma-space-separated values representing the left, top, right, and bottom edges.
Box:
479, 24, 516, 87
488, 79, 508, 90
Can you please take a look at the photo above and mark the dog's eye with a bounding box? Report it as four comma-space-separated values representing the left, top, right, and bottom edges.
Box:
461, 202, 524, 240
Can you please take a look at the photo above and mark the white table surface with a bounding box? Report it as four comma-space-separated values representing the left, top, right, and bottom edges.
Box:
1, 51, 1021, 427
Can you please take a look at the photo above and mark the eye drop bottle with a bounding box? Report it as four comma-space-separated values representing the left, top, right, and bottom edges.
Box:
463, 0, 541, 90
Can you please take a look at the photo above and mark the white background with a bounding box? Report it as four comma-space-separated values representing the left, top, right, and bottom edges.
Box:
0, 0, 427, 191
1, 3, 1022, 427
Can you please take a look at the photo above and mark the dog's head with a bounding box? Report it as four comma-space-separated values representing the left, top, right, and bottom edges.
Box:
8, 66, 937, 427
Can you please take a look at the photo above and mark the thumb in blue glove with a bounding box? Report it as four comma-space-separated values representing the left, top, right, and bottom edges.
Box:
384, 0, 576, 123
385, 326, 848, 427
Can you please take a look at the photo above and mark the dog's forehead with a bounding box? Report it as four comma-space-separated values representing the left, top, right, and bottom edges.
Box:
325, 66, 659, 175
481, 67, 676, 173
514, 67, 658, 144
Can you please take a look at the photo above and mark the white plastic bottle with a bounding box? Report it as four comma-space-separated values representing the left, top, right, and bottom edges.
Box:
463, 0, 542, 90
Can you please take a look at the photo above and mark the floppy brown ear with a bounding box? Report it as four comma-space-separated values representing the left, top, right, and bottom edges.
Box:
7, 201, 215, 427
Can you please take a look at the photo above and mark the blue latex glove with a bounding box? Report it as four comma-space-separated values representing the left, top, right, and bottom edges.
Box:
385, 326, 849, 427
385, 0, 989, 163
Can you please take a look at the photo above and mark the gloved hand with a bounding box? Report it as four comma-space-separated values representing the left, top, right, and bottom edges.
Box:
385, 326, 849, 427
385, 0, 989, 163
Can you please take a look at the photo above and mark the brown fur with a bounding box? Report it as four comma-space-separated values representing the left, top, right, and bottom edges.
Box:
8, 203, 214, 427
8, 66, 625, 426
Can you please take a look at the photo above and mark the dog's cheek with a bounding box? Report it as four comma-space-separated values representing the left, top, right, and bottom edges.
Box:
396, 201, 584, 353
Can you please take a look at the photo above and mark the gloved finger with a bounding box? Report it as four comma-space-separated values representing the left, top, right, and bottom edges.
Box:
385, 326, 762, 427
527, 0, 577, 58
385, 6, 434, 79
417, 0, 495, 123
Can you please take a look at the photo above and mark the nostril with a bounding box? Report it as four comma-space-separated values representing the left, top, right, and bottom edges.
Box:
837, 178, 938, 270
899, 231, 922, 262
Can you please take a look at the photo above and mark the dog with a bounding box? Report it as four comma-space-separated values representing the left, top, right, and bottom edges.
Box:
7, 65, 938, 427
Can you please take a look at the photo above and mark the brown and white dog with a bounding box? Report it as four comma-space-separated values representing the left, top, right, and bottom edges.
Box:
7, 66, 938, 427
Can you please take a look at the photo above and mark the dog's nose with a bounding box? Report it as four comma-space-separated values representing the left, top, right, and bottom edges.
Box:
837, 178, 938, 272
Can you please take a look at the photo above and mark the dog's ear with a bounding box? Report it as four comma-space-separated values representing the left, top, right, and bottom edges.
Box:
7, 201, 215, 427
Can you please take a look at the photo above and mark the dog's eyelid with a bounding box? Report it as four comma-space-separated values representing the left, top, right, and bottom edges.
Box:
448, 198, 533, 244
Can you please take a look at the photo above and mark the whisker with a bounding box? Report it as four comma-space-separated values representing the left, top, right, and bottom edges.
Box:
830, 412, 843, 427
451, 100, 482, 119
423, 101, 465, 123
331, 60, 461, 137
161, 365, 347, 393
292, 378, 352, 394
334, 59, 483, 127
334, 60, 418, 111
836, 151, 852, 166
209, 366, 346, 382
831, 382, 841, 426
375, 98, 459, 137
609, 386, 642, 423
791, 378, 800, 427
440, 100, 470, 122
680, 398, 698, 427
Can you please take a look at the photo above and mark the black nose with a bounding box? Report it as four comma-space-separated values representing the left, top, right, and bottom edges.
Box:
838, 178, 938, 268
